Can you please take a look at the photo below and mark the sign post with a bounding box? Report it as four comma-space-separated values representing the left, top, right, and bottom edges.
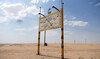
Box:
44, 31, 47, 46
61, 6, 64, 59
37, 7, 41, 55
61, 0, 64, 59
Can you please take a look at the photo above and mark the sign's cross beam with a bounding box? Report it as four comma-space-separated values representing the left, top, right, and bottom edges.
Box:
39, 12, 53, 27
46, 19, 53, 26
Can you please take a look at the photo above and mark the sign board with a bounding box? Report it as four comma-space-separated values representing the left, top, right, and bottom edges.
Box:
39, 11, 61, 31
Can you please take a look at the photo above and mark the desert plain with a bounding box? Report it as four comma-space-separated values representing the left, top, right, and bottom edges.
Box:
0, 43, 100, 59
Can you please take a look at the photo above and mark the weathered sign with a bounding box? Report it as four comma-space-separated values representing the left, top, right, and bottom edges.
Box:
39, 11, 61, 31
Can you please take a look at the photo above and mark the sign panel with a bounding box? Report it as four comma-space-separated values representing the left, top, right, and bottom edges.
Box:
39, 11, 61, 31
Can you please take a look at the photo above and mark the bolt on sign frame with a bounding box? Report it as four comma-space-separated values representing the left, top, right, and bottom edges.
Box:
37, 7, 64, 59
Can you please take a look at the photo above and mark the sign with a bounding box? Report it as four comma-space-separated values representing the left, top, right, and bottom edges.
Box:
39, 11, 61, 31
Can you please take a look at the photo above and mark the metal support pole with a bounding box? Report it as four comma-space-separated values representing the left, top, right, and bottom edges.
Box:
37, 7, 41, 55
43, 8, 51, 46
38, 31, 40, 55
44, 31, 46, 46
61, 0, 64, 59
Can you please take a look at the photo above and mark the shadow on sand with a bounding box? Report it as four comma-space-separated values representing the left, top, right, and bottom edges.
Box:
39, 54, 69, 59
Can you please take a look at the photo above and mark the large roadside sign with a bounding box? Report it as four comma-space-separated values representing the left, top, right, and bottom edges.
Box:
39, 11, 61, 31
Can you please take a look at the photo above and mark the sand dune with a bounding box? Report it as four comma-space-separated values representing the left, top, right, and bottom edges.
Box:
0, 43, 100, 59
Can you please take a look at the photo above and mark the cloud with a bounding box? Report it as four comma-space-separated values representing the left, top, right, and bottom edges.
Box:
16, 25, 39, 32
16, 28, 27, 31
0, 2, 2, 5
26, 5, 44, 15
47, 30, 58, 37
70, 16, 77, 19
30, 0, 39, 4
1, 3, 44, 17
0, 17, 8, 23
52, 0, 55, 2
30, 0, 55, 4
1, 3, 26, 20
64, 30, 72, 35
64, 20, 88, 27
42, 0, 49, 3
0, 3, 44, 23
16, 27, 34, 32
33, 25, 38, 30
95, 3, 100, 7
64, 15, 77, 20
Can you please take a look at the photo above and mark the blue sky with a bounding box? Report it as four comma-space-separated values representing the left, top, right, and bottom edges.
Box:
0, 0, 100, 44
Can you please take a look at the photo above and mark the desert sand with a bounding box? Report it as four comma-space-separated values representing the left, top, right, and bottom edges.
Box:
0, 43, 100, 59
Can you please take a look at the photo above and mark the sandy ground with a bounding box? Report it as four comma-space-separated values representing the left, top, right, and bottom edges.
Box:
0, 43, 100, 59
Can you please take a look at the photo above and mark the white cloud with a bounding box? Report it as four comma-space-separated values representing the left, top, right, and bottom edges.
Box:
95, 3, 100, 7
0, 17, 7, 23
26, 5, 44, 15
33, 25, 38, 30
30, 0, 39, 4
52, 0, 55, 2
64, 20, 88, 27
16, 26, 39, 32
0, 3, 27, 23
64, 15, 77, 20
47, 30, 58, 37
1, 3, 26, 20
42, 0, 49, 3
16, 28, 27, 31
16, 27, 34, 32
30, 0, 55, 4
70, 16, 77, 19
64, 30, 72, 35
0, 3, 44, 23
0, 2, 2, 5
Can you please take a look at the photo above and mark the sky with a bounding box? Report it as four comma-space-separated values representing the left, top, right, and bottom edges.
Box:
0, 0, 100, 44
